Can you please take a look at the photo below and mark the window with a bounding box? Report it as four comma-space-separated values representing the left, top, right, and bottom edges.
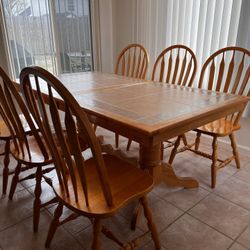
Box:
0, 0, 93, 78
55, 0, 92, 73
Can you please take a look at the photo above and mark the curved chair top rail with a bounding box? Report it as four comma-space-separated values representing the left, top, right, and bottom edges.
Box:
198, 46, 250, 126
115, 43, 149, 79
198, 46, 250, 97
20, 66, 113, 207
151, 44, 197, 87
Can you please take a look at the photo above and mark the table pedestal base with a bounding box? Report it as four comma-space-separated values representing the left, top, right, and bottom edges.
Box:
139, 143, 198, 188
130, 144, 199, 230
161, 163, 199, 188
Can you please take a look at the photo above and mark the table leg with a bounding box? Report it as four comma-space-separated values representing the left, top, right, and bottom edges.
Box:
139, 143, 162, 183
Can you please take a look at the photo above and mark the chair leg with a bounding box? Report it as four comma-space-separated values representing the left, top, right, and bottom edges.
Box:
33, 166, 42, 232
195, 132, 201, 151
211, 136, 218, 188
115, 133, 119, 148
140, 197, 160, 250
168, 135, 181, 165
181, 134, 188, 146
45, 202, 63, 248
126, 139, 132, 151
229, 133, 240, 169
9, 162, 22, 200
2, 139, 10, 195
160, 142, 164, 161
92, 218, 102, 250
93, 124, 97, 132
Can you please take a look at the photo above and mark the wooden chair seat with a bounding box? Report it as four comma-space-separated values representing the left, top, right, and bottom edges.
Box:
10, 135, 53, 165
9, 129, 89, 164
0, 114, 30, 139
0, 120, 11, 138
194, 118, 241, 136
52, 154, 153, 217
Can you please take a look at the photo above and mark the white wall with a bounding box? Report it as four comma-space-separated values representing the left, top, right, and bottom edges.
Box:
112, 0, 134, 64
97, 0, 135, 73
98, 0, 114, 73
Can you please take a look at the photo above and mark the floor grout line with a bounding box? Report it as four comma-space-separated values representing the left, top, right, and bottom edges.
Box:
0, 123, 250, 249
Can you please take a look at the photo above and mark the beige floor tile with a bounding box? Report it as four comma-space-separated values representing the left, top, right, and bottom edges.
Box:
0, 189, 33, 231
119, 193, 183, 233
75, 214, 149, 250
176, 132, 243, 172
0, 174, 24, 198
0, 157, 25, 195
237, 224, 250, 249
15, 168, 38, 188
27, 181, 56, 206
138, 195, 183, 233
0, 155, 19, 175
234, 169, 250, 184
47, 204, 91, 235
188, 194, 250, 239
237, 153, 250, 168
159, 213, 232, 250
153, 183, 209, 211
215, 177, 250, 211
229, 242, 249, 250
0, 117, 249, 249
0, 211, 83, 250
172, 154, 232, 191
19, 165, 56, 189
138, 240, 167, 250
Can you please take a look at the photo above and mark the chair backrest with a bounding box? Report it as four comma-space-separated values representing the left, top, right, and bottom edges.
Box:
198, 46, 250, 125
0, 66, 48, 160
20, 66, 113, 207
115, 43, 149, 79
198, 46, 250, 96
151, 45, 197, 87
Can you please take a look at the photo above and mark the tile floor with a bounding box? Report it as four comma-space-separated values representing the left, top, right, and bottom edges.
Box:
0, 119, 249, 250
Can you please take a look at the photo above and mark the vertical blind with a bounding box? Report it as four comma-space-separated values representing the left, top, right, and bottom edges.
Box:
131, 0, 243, 85
0, 0, 92, 78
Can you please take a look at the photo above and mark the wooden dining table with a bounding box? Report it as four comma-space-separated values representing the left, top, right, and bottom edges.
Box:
17, 71, 248, 188
40, 71, 247, 189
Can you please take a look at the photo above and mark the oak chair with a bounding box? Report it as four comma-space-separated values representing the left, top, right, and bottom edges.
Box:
114, 44, 149, 150
136, 45, 197, 154
169, 47, 250, 188
0, 66, 57, 232
20, 66, 160, 250
0, 68, 32, 195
